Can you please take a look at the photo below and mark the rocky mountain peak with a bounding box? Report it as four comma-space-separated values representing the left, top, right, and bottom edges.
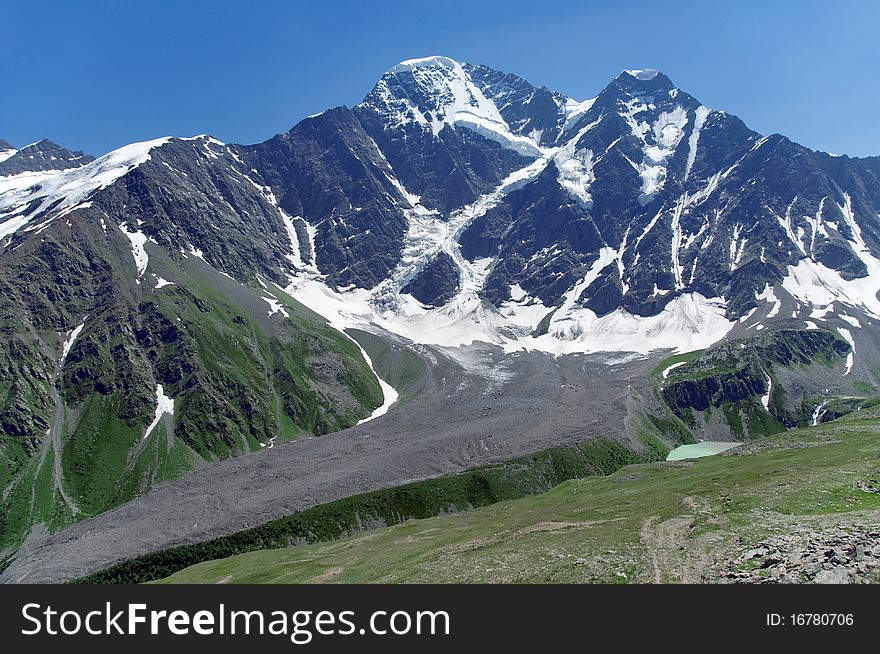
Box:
0, 138, 95, 176
361, 55, 509, 138
598, 68, 696, 109
613, 68, 676, 89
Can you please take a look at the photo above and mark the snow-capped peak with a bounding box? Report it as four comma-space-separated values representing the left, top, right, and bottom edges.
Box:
624, 68, 661, 80
362, 55, 553, 156
612, 69, 679, 96
388, 55, 460, 75
368, 55, 505, 136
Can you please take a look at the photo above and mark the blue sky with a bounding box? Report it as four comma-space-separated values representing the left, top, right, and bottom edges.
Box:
2, 0, 878, 157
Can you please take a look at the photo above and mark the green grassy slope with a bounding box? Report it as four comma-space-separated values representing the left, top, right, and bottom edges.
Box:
77, 437, 667, 583
157, 409, 880, 584
0, 222, 383, 555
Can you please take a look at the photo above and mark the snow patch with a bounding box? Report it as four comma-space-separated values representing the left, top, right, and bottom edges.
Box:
837, 327, 855, 375
549, 116, 604, 208
0, 147, 17, 165
844, 351, 854, 375
619, 102, 688, 202
118, 223, 150, 280
389, 55, 458, 73
755, 284, 781, 318
783, 256, 880, 319
187, 245, 205, 260
351, 336, 399, 425
452, 113, 546, 157
61, 319, 87, 363
144, 384, 175, 439
684, 106, 710, 181
262, 295, 290, 319
810, 401, 828, 426
554, 146, 595, 209
661, 360, 688, 379
624, 69, 660, 80
781, 195, 880, 320
280, 209, 320, 276
561, 97, 597, 134
810, 303, 834, 320
760, 375, 772, 410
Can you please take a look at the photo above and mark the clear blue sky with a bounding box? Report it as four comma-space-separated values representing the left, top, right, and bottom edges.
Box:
3, 0, 878, 157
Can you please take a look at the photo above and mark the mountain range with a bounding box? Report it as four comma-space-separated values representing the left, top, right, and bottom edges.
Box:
1, 56, 879, 574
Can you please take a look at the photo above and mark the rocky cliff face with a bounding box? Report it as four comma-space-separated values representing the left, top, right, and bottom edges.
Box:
660, 329, 854, 440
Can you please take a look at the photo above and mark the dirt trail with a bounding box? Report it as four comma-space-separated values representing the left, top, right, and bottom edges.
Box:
640, 517, 662, 583
311, 566, 344, 582
640, 496, 712, 583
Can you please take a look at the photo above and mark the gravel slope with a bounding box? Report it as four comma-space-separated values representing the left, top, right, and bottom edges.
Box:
2, 333, 658, 583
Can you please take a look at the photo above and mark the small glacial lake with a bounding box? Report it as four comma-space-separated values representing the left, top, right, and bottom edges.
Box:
666, 442, 742, 461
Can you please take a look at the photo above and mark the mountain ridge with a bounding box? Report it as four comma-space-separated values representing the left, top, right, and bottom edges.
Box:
4, 59, 880, 355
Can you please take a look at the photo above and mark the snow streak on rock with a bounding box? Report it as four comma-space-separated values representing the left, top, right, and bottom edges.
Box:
144, 384, 175, 439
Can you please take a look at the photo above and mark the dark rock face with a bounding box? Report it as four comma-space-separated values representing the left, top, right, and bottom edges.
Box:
243, 107, 410, 290
401, 252, 460, 307
464, 64, 570, 147
0, 139, 94, 175
813, 239, 867, 279
92, 137, 297, 287
664, 366, 769, 413
661, 329, 851, 416
581, 264, 624, 317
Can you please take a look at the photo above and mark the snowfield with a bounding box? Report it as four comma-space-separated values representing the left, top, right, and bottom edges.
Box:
286, 270, 736, 357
